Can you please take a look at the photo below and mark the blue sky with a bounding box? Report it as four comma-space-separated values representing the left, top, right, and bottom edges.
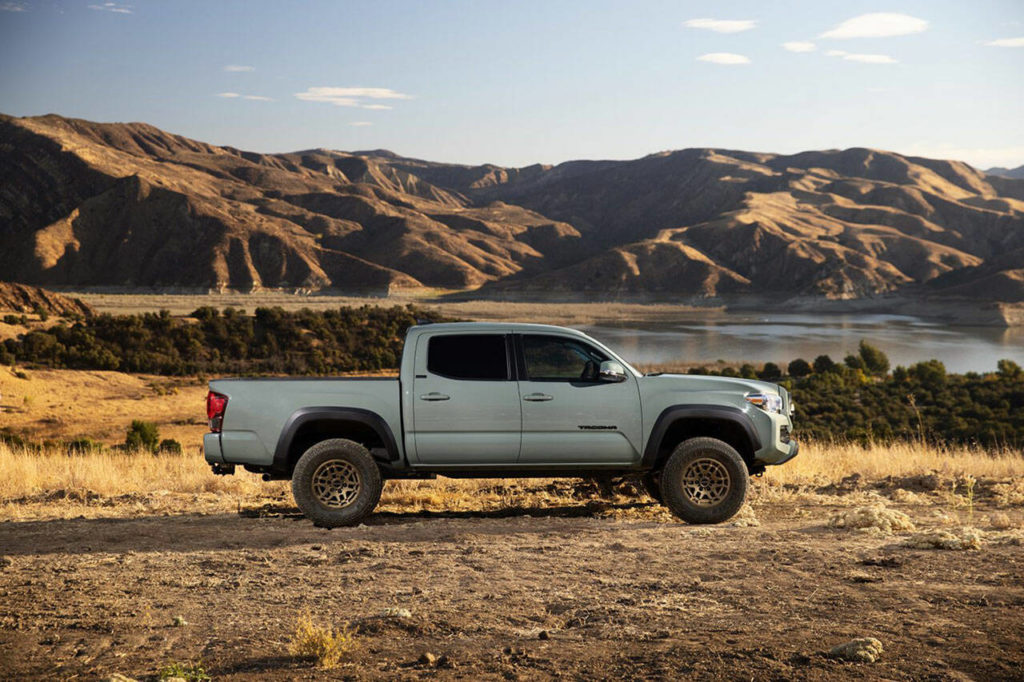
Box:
1, 0, 1022, 168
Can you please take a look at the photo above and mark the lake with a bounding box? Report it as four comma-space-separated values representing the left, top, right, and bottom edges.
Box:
578, 313, 1024, 374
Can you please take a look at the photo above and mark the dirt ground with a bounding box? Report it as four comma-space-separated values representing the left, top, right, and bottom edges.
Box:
2, 494, 1022, 681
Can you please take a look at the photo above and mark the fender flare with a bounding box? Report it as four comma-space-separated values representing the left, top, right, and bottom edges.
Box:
272, 406, 400, 473
641, 404, 763, 468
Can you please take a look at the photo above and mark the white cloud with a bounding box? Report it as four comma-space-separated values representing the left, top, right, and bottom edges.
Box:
224, 65, 255, 72
294, 86, 414, 107
243, 95, 273, 101
216, 92, 240, 98
361, 104, 393, 110
88, 2, 133, 14
820, 13, 927, 39
1, 2, 27, 12
349, 122, 373, 127
783, 41, 816, 53
697, 52, 750, 65
843, 54, 898, 64
984, 37, 1024, 47
683, 18, 756, 33
824, 50, 897, 64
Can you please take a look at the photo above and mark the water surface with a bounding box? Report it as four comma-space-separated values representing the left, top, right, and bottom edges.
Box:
578, 313, 1024, 374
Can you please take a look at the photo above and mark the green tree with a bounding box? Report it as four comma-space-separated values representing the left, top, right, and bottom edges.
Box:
759, 362, 782, 380
997, 359, 1023, 381
858, 340, 890, 376
787, 358, 812, 378
813, 354, 837, 373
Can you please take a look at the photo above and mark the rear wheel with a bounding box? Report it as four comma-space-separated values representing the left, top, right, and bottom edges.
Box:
291, 439, 382, 528
661, 437, 748, 524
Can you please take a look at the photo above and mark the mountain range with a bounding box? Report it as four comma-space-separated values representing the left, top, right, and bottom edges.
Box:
1, 113, 1022, 302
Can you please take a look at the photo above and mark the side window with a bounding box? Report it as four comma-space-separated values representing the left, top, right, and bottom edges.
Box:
427, 334, 509, 381
522, 335, 609, 381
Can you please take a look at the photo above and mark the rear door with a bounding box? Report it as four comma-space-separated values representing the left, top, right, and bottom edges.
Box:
516, 333, 642, 465
410, 332, 522, 465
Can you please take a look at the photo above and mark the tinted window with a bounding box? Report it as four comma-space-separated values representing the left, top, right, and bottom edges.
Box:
522, 335, 608, 381
428, 334, 509, 380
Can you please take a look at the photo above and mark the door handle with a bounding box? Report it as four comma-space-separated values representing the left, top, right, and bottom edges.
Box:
419, 392, 450, 401
523, 393, 553, 402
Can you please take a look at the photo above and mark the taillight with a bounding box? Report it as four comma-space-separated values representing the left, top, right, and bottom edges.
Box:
206, 391, 228, 432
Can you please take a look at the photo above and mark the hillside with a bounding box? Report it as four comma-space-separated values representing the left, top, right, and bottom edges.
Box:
987, 164, 1024, 180
0, 282, 93, 317
2, 113, 1023, 300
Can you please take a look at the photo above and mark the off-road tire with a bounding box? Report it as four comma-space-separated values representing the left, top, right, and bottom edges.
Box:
291, 439, 383, 528
661, 437, 748, 524
642, 472, 663, 503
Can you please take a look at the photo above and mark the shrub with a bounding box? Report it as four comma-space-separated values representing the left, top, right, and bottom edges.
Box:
288, 614, 355, 669
158, 438, 182, 454
66, 438, 102, 455
813, 354, 837, 373
759, 362, 782, 381
997, 359, 1023, 381
158, 661, 210, 682
2, 314, 20, 325
125, 420, 160, 452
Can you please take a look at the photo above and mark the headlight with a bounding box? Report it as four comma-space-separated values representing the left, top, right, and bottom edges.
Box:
746, 392, 783, 414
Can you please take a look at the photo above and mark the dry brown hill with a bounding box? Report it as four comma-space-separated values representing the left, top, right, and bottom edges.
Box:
0, 282, 93, 316
2, 113, 1022, 300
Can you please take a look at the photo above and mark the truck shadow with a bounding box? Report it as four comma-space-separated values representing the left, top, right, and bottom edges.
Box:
0, 501, 658, 557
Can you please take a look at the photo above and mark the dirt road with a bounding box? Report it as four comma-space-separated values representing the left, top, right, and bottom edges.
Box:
1, 500, 1022, 681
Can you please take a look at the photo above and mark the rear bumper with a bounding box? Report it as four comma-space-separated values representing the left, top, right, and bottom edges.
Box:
203, 432, 224, 464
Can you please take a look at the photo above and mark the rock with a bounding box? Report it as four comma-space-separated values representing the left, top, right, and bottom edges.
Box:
829, 637, 884, 663
0, 556, 12, 569
538, 630, 550, 640
437, 654, 456, 669
105, 675, 138, 682
418, 652, 438, 666
381, 607, 412, 618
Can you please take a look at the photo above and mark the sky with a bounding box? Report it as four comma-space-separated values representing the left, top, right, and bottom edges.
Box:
1, 0, 1022, 169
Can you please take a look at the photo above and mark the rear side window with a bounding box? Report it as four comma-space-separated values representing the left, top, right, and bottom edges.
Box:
427, 334, 509, 381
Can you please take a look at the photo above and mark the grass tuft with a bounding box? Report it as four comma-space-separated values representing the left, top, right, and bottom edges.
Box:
288, 613, 356, 669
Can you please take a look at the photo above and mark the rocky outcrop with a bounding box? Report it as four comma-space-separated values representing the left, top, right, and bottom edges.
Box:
0, 282, 93, 316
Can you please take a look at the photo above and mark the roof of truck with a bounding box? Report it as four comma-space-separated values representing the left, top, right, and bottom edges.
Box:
409, 322, 592, 336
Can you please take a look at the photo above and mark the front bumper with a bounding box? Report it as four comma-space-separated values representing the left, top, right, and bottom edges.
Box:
754, 412, 800, 466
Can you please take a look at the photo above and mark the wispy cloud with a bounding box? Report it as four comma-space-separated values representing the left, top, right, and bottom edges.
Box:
697, 53, 750, 65
825, 50, 898, 64
782, 41, 816, 53
983, 36, 1024, 47
224, 65, 255, 72
683, 18, 755, 33
294, 86, 414, 107
0, 2, 27, 12
349, 122, 373, 127
361, 104, 393, 110
88, 2, 133, 14
820, 13, 927, 39
217, 92, 273, 101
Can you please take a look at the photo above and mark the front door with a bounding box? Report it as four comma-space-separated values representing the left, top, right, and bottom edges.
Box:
517, 333, 642, 464
411, 332, 522, 465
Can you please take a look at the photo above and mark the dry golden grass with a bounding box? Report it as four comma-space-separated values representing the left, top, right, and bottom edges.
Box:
2, 438, 1022, 522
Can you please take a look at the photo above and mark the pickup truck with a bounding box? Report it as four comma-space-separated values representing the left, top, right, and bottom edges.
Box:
204, 322, 798, 527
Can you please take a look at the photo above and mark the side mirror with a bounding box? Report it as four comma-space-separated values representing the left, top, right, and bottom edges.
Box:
598, 360, 628, 383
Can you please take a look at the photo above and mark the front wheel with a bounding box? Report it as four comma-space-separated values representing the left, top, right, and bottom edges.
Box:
291, 439, 383, 528
660, 437, 748, 524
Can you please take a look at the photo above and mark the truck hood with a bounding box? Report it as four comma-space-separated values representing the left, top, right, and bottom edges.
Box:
639, 373, 781, 396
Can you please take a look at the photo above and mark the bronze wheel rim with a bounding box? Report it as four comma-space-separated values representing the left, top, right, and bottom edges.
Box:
312, 459, 361, 509
681, 457, 731, 507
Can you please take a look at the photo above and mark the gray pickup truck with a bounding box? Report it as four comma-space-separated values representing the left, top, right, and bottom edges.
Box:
204, 322, 798, 526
